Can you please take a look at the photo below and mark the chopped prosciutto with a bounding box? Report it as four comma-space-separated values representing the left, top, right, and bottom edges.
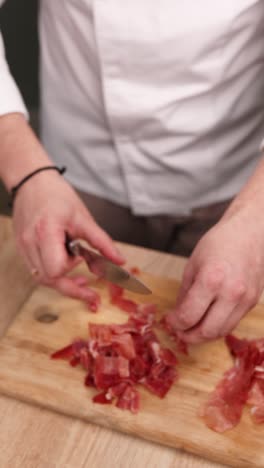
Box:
225, 334, 251, 359
108, 283, 157, 320
51, 275, 184, 414
51, 310, 178, 413
143, 364, 177, 398
89, 323, 136, 359
106, 382, 128, 400
89, 323, 112, 344
93, 392, 112, 404
51, 339, 88, 363
111, 296, 139, 315
94, 355, 130, 389
159, 315, 189, 355
202, 334, 264, 432
109, 283, 123, 301
111, 334, 136, 360
80, 287, 101, 313
51, 344, 74, 360
160, 348, 178, 366
116, 384, 140, 414
129, 266, 140, 275
84, 374, 95, 387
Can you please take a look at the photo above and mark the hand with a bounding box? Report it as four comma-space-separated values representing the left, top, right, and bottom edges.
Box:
166, 207, 264, 343
13, 170, 125, 302
0, 113, 124, 304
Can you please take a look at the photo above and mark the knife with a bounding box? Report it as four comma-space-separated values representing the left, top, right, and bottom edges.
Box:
65, 235, 151, 295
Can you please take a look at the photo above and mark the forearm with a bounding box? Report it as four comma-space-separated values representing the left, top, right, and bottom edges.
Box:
0, 112, 53, 191
223, 157, 264, 221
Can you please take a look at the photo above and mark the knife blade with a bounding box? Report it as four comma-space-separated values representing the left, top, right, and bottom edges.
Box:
65, 236, 151, 295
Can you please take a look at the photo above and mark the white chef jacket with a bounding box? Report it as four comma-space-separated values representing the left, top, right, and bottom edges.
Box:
1, 0, 264, 216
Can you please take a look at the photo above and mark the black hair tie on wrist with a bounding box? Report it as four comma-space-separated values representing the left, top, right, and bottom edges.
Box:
9, 165, 67, 208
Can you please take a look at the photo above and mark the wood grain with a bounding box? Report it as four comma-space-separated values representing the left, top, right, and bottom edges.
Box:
0, 265, 263, 468
0, 216, 225, 468
0, 217, 35, 335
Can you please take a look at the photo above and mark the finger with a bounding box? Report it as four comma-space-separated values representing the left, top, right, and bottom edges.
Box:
74, 215, 125, 265
29, 244, 47, 279
175, 261, 195, 306
220, 284, 257, 336
17, 230, 46, 279
166, 266, 223, 331
220, 305, 248, 337
70, 275, 89, 287
40, 251, 81, 283
35, 221, 75, 279
48, 276, 98, 303
178, 298, 234, 344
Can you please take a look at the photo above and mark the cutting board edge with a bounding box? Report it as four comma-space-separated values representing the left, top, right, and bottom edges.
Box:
0, 378, 256, 468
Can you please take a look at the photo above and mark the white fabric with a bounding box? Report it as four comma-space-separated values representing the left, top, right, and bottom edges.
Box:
3, 0, 264, 215
0, 0, 27, 119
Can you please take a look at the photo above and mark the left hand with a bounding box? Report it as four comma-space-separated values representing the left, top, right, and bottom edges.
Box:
166, 206, 264, 343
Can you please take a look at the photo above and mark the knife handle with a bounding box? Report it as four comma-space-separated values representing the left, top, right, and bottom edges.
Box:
65, 232, 76, 257
65, 232, 94, 262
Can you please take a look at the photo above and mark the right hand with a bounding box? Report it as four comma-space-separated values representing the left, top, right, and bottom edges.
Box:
12, 169, 125, 302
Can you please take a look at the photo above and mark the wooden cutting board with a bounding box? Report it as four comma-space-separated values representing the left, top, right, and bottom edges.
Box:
0, 267, 263, 468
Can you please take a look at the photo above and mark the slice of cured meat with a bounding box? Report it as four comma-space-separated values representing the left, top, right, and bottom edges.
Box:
202, 335, 264, 432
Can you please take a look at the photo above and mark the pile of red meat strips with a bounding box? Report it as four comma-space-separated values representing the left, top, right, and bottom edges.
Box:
51, 276, 264, 433
51, 283, 179, 414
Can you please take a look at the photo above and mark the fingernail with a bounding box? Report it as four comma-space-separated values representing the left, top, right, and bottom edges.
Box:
74, 276, 89, 287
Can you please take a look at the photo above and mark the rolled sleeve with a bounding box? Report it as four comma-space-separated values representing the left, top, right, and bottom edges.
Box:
0, 33, 28, 119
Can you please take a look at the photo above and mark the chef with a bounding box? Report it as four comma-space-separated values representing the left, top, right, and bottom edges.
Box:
0, 0, 264, 344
